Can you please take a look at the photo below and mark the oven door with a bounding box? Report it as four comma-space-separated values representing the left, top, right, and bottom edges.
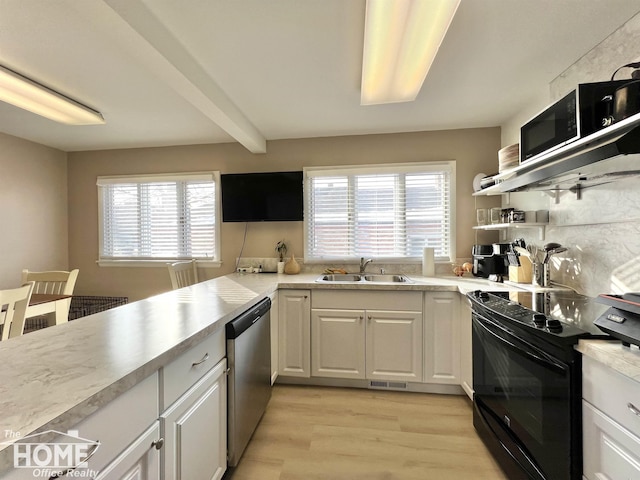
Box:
472, 311, 578, 480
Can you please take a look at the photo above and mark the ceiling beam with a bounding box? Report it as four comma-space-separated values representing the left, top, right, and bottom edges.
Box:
102, 0, 266, 153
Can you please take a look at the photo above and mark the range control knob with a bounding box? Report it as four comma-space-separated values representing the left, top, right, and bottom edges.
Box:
532, 314, 547, 328
546, 318, 563, 333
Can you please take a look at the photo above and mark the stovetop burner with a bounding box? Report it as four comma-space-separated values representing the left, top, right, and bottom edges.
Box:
469, 289, 610, 345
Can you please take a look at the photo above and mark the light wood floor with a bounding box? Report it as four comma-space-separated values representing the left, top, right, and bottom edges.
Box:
225, 384, 508, 480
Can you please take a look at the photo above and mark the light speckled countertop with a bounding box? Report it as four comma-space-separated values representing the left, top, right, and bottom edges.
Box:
0, 271, 525, 472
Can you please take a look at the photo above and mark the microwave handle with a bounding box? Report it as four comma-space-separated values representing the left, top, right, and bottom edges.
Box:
602, 94, 615, 127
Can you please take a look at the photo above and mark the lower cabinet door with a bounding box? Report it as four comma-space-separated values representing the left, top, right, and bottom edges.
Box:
278, 290, 311, 378
424, 291, 460, 385
366, 310, 423, 382
95, 422, 162, 480
162, 359, 227, 480
583, 400, 640, 480
459, 295, 473, 399
311, 309, 365, 379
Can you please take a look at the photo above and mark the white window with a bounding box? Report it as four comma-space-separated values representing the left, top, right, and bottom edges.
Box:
304, 163, 455, 262
97, 172, 221, 266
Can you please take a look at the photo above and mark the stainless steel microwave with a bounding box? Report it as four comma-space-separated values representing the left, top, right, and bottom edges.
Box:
520, 80, 627, 163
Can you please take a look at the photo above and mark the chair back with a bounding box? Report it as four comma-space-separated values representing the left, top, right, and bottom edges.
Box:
0, 282, 34, 340
167, 261, 199, 289
22, 269, 79, 295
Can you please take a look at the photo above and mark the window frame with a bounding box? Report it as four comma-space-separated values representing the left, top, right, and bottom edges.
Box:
96, 171, 222, 268
303, 162, 456, 264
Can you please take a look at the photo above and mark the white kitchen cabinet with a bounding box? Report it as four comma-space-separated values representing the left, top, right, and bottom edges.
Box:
162, 328, 225, 409
312, 308, 365, 379
269, 291, 279, 385
366, 309, 422, 382
459, 294, 473, 399
161, 358, 227, 480
311, 291, 423, 383
582, 355, 640, 480
423, 291, 460, 385
95, 422, 162, 480
278, 289, 311, 378
1, 373, 160, 480
583, 401, 640, 480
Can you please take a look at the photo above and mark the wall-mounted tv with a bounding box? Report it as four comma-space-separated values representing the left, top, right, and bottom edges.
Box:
221, 171, 304, 222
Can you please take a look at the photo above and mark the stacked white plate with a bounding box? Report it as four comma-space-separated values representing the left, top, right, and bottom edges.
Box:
498, 143, 519, 172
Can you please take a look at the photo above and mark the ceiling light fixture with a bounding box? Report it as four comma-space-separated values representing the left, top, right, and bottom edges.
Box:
0, 65, 105, 125
361, 0, 460, 106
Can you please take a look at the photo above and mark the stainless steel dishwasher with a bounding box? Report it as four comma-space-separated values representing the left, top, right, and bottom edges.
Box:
225, 297, 272, 467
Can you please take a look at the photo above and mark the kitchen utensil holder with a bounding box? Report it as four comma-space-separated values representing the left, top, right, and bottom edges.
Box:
532, 263, 549, 287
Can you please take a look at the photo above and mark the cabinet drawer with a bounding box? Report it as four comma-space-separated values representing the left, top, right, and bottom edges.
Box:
583, 355, 640, 437
312, 290, 422, 311
583, 400, 640, 480
162, 328, 225, 409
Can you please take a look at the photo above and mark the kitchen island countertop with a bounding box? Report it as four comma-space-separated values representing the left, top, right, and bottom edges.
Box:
0, 271, 518, 472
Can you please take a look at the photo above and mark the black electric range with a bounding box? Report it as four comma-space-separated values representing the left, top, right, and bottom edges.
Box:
468, 288, 610, 480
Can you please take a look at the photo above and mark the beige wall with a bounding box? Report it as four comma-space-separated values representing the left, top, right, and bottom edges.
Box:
68, 128, 501, 301
0, 132, 68, 289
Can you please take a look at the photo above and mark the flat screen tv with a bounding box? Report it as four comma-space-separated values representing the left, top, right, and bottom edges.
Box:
221, 171, 304, 222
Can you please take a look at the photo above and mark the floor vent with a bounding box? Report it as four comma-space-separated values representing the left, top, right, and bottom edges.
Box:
368, 380, 408, 390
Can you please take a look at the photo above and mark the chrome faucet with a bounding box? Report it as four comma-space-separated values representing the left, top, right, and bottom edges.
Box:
359, 257, 373, 274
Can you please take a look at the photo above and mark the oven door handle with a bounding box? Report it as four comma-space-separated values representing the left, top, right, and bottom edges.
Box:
474, 314, 567, 374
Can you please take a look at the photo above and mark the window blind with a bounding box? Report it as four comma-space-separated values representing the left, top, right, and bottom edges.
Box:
97, 173, 219, 262
305, 163, 454, 261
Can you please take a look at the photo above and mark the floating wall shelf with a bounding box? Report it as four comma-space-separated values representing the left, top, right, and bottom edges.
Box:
473, 223, 547, 240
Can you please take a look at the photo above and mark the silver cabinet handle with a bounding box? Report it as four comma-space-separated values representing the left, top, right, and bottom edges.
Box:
49, 440, 100, 479
192, 352, 209, 367
628, 402, 640, 417
152, 438, 164, 450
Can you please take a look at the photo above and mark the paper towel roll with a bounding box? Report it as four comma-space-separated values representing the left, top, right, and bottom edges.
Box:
422, 247, 435, 276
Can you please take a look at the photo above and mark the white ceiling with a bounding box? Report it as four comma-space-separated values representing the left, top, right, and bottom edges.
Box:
0, 0, 639, 153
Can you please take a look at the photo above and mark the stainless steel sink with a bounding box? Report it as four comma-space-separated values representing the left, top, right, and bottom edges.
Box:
315, 273, 412, 283
316, 274, 362, 282
362, 274, 412, 283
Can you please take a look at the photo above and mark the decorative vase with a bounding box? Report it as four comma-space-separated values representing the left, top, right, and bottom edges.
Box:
284, 254, 300, 275
277, 261, 285, 274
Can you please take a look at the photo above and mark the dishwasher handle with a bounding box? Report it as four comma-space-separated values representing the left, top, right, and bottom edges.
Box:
225, 297, 271, 339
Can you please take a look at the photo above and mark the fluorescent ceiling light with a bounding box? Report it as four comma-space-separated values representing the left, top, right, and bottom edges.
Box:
0, 65, 105, 125
361, 0, 460, 105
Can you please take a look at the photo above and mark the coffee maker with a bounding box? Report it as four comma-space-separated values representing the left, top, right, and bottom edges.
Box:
472, 244, 510, 282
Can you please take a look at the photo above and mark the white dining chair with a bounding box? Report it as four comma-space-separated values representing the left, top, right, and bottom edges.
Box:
22, 269, 79, 295
0, 282, 34, 340
22, 269, 79, 325
167, 260, 199, 289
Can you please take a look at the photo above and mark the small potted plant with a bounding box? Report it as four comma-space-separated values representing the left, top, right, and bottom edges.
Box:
275, 240, 288, 274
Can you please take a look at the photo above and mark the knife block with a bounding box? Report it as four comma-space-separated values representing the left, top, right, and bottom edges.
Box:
508, 256, 533, 283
